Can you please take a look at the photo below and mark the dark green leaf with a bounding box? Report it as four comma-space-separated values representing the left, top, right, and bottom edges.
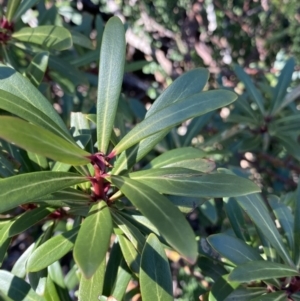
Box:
235, 193, 295, 267
0, 171, 88, 213
0, 270, 45, 301
12, 26, 72, 51
97, 17, 125, 153
27, 227, 79, 272
168, 195, 206, 214
74, 201, 112, 278
209, 274, 239, 301
224, 287, 267, 301
250, 291, 288, 301
70, 29, 94, 49
228, 261, 299, 282
129, 168, 260, 197
197, 257, 227, 282
6, 0, 21, 22
208, 234, 262, 265
110, 176, 198, 263
140, 234, 173, 301
112, 90, 237, 156
294, 182, 300, 268
0, 117, 91, 165
9, 207, 54, 237
13, 0, 39, 22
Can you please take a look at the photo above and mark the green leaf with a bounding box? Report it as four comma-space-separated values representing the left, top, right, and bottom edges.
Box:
0, 171, 88, 213
26, 51, 49, 87
70, 29, 94, 49
208, 234, 262, 265
112, 211, 145, 253
0, 222, 12, 266
74, 201, 112, 278
294, 182, 300, 268
197, 257, 227, 282
97, 17, 125, 153
12, 0, 39, 22
168, 195, 206, 214
27, 227, 79, 272
228, 261, 299, 282
112, 68, 209, 174
78, 258, 106, 300
235, 193, 295, 267
0, 270, 45, 301
110, 176, 198, 263
234, 64, 265, 115
12, 26, 72, 51
269, 195, 294, 251
145, 147, 211, 171
112, 90, 237, 156
129, 168, 260, 197
250, 291, 288, 301
140, 234, 173, 301
0, 117, 91, 165
209, 274, 240, 301
224, 287, 267, 301
6, 0, 22, 22
117, 233, 140, 276
9, 206, 54, 237
271, 58, 295, 115
44, 276, 61, 301
0, 66, 72, 140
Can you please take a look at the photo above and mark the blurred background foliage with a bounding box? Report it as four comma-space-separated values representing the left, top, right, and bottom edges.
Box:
1, 0, 300, 300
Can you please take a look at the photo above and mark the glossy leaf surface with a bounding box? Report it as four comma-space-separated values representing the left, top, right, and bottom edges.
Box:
74, 201, 112, 278
140, 234, 173, 301
97, 17, 125, 153
111, 175, 198, 263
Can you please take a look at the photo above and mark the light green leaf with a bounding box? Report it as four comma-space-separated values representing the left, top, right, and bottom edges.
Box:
12, 0, 39, 22
0, 117, 91, 165
78, 258, 106, 300
26, 51, 49, 87
27, 227, 79, 272
271, 58, 295, 115
97, 17, 125, 153
6, 0, 22, 22
0, 222, 12, 266
112, 90, 237, 156
208, 234, 262, 265
129, 168, 260, 197
235, 193, 295, 267
74, 201, 112, 278
44, 276, 61, 301
234, 65, 265, 115
12, 26, 72, 51
110, 176, 198, 263
0, 171, 88, 213
0, 270, 45, 301
228, 261, 299, 282
0, 66, 72, 141
9, 207, 54, 237
12, 243, 35, 278
140, 234, 173, 301
294, 182, 300, 268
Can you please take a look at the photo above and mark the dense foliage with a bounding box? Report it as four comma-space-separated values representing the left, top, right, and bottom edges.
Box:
0, 1, 300, 301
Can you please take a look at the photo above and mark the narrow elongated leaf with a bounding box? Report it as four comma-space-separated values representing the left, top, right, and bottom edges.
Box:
97, 17, 125, 153
27, 227, 79, 272
208, 234, 262, 265
26, 51, 49, 87
0, 90, 70, 141
70, 29, 94, 49
224, 287, 267, 301
250, 291, 288, 301
110, 176, 198, 263
9, 206, 54, 237
0, 171, 88, 213
129, 168, 260, 197
44, 276, 61, 301
112, 90, 237, 156
12, 26, 72, 51
79, 258, 106, 300
112, 69, 209, 174
234, 65, 265, 115
13, 0, 39, 22
0, 66, 72, 139
12, 243, 35, 278
6, 0, 22, 22
0, 222, 12, 266
0, 117, 91, 165
140, 234, 173, 301
271, 58, 295, 115
0, 270, 45, 301
145, 147, 207, 169
197, 257, 227, 282
228, 261, 299, 282
168, 195, 206, 214
74, 201, 112, 278
294, 182, 300, 268
235, 193, 295, 267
